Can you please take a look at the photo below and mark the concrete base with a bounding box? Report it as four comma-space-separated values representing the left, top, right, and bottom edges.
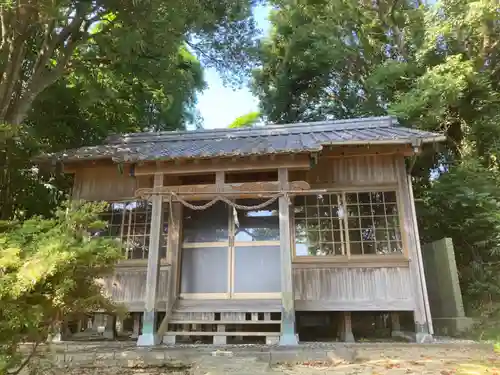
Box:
137, 333, 161, 346
391, 330, 414, 342
213, 336, 227, 345
279, 333, 299, 346
162, 334, 176, 345
391, 330, 404, 338
48, 333, 62, 343
416, 332, 434, 344
32, 340, 496, 370
433, 317, 474, 336
266, 336, 279, 345
415, 322, 434, 344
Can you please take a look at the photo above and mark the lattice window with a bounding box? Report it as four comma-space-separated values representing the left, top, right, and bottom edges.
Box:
345, 191, 402, 255
99, 201, 169, 260
294, 194, 346, 256
293, 191, 403, 257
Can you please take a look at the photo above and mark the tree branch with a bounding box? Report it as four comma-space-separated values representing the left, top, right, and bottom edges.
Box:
186, 39, 227, 70
7, 341, 39, 375
0, 6, 8, 50
0, 36, 27, 120
8, 32, 82, 125
31, 18, 56, 78
32, 11, 85, 81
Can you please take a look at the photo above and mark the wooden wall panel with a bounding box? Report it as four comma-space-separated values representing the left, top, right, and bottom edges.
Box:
72, 166, 138, 201
293, 267, 414, 311
102, 266, 170, 311
307, 154, 398, 187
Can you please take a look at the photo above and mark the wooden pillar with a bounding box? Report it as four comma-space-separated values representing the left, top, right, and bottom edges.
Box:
137, 172, 164, 346
116, 316, 123, 335
159, 201, 183, 343
48, 321, 62, 343
63, 320, 72, 340
94, 313, 106, 334
407, 174, 434, 337
103, 314, 115, 339
86, 316, 93, 330
391, 312, 403, 337
76, 319, 83, 333
278, 168, 298, 345
340, 312, 355, 343
132, 313, 140, 338
397, 158, 433, 343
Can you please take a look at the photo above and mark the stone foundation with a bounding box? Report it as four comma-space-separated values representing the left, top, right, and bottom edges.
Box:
20, 341, 495, 371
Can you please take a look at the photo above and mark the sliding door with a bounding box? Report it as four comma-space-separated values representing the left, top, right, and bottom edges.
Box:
180, 201, 230, 298
179, 199, 282, 299
231, 199, 281, 299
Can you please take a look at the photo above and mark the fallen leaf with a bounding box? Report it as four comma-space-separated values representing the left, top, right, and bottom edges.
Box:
409, 360, 424, 366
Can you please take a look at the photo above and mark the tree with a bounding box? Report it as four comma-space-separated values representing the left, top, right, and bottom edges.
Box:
228, 111, 261, 128
0, 0, 262, 220
0, 201, 124, 374
253, 0, 500, 311
0, 0, 259, 127
253, 0, 418, 123
0, 44, 206, 221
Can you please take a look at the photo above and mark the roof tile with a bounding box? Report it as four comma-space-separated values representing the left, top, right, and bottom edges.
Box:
49, 116, 445, 163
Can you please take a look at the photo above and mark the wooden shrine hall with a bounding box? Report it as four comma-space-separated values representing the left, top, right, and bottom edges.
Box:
48, 116, 445, 346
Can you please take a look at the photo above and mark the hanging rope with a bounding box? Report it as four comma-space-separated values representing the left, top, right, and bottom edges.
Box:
170, 191, 282, 211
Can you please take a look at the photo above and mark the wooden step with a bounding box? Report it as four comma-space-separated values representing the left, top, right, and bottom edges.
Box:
175, 299, 281, 313
165, 331, 277, 337
169, 320, 280, 325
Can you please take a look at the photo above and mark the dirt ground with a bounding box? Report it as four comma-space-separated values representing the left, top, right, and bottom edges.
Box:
272, 345, 500, 375
275, 358, 500, 375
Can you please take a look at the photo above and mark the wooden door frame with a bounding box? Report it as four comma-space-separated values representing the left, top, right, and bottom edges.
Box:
179, 201, 282, 300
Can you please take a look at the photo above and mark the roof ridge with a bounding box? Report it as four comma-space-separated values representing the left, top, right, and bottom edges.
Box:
106, 116, 396, 145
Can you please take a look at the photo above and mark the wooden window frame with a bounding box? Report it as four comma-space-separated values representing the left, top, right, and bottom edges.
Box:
291, 187, 408, 264
99, 199, 170, 262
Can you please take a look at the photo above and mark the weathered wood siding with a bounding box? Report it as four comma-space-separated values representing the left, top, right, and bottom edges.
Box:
102, 265, 170, 311
307, 154, 398, 187
293, 267, 413, 311
72, 166, 151, 201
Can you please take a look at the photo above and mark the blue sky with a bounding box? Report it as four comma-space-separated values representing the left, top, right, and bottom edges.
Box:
195, 5, 271, 130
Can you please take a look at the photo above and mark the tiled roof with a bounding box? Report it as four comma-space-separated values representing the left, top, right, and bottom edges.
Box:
49, 116, 445, 163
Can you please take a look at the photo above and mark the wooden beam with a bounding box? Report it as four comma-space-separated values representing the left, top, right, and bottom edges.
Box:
137, 172, 164, 346
291, 256, 410, 268
134, 155, 310, 176
215, 171, 225, 193
278, 167, 298, 345
322, 144, 415, 158
135, 180, 312, 200
295, 299, 414, 311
